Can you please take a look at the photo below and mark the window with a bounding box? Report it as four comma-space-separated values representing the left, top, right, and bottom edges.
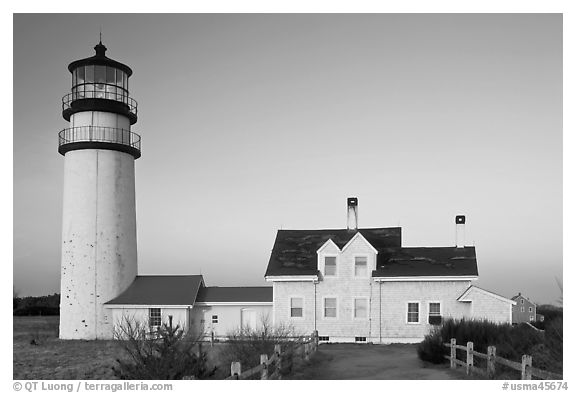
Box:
212, 315, 218, 324
529, 307, 532, 312
428, 302, 442, 325
324, 297, 337, 318
354, 298, 368, 319
521, 299, 524, 305
529, 315, 534, 322
354, 256, 368, 277
77, 66, 85, 85
407, 302, 419, 323
85, 65, 94, 83
521, 307, 525, 312
149, 308, 161, 327
106, 66, 116, 84
290, 297, 303, 317
355, 337, 367, 342
324, 256, 336, 276
318, 336, 329, 342
429, 302, 441, 315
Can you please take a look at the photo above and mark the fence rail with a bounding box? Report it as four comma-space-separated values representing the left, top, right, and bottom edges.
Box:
225, 331, 319, 380
444, 338, 562, 380
62, 89, 138, 117
58, 126, 141, 152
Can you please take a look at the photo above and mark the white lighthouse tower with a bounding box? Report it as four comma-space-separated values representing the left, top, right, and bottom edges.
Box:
58, 41, 140, 339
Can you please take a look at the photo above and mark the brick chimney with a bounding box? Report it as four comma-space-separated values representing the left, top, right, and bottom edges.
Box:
347, 197, 358, 230
456, 215, 465, 248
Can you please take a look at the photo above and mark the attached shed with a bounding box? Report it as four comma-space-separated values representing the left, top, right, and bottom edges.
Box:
457, 285, 516, 323
191, 286, 273, 338
104, 275, 204, 337
104, 275, 273, 340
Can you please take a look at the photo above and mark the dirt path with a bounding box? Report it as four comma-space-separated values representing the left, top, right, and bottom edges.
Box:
289, 343, 468, 380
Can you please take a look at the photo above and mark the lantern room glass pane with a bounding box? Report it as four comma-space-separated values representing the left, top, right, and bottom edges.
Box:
72, 68, 77, 87
95, 65, 105, 84
116, 70, 123, 87
85, 83, 93, 98
77, 66, 85, 85
77, 84, 85, 98
106, 85, 116, 100
94, 66, 106, 98
85, 65, 94, 83
106, 66, 116, 84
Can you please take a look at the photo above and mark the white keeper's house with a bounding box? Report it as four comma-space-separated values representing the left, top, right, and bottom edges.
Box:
262, 198, 515, 343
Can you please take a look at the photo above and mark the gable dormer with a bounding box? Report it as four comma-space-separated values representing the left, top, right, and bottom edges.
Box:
340, 232, 378, 274
317, 239, 340, 278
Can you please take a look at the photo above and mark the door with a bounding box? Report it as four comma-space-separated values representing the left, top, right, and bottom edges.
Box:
241, 309, 257, 331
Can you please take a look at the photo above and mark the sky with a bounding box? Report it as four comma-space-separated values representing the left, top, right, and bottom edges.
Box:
13, 13, 563, 304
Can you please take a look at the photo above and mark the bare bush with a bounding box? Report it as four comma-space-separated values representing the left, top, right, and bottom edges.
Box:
112, 315, 216, 380
217, 316, 306, 378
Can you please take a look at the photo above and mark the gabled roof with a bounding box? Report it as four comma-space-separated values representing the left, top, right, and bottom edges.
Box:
196, 286, 273, 303
510, 294, 535, 304
457, 285, 516, 304
265, 228, 402, 276
265, 227, 478, 278
373, 247, 478, 278
105, 275, 204, 306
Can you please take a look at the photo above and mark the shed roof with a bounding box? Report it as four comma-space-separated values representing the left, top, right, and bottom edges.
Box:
105, 275, 204, 306
196, 286, 273, 303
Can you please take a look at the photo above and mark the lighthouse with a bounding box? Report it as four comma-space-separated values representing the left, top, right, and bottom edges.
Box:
58, 41, 140, 339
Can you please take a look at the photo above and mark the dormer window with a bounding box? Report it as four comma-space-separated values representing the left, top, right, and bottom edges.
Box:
324, 256, 336, 276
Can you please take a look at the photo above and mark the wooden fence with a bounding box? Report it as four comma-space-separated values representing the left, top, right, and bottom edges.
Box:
444, 338, 562, 380
225, 331, 319, 380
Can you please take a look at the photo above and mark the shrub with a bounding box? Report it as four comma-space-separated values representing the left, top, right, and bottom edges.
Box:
218, 318, 305, 378
417, 326, 446, 364
113, 316, 216, 380
417, 318, 547, 367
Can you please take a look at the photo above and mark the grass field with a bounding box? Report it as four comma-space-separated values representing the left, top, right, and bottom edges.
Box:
13, 316, 230, 380
13, 316, 127, 379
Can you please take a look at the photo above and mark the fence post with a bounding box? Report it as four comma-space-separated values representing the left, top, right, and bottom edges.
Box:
313, 330, 319, 351
487, 346, 496, 379
450, 338, 456, 369
521, 355, 532, 380
260, 354, 268, 380
211, 331, 214, 347
275, 344, 282, 380
466, 341, 474, 375
304, 342, 310, 362
231, 361, 241, 380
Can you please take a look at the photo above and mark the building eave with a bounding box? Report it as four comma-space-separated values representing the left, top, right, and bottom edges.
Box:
457, 285, 517, 304
194, 302, 273, 306
265, 275, 319, 282
373, 275, 478, 282
103, 304, 194, 309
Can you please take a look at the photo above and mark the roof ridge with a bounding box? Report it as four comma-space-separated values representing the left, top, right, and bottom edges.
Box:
277, 227, 402, 231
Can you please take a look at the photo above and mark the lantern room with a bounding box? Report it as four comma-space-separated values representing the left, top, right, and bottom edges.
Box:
59, 41, 141, 159
62, 41, 138, 125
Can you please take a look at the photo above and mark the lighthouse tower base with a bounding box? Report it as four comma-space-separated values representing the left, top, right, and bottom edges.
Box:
60, 149, 138, 339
